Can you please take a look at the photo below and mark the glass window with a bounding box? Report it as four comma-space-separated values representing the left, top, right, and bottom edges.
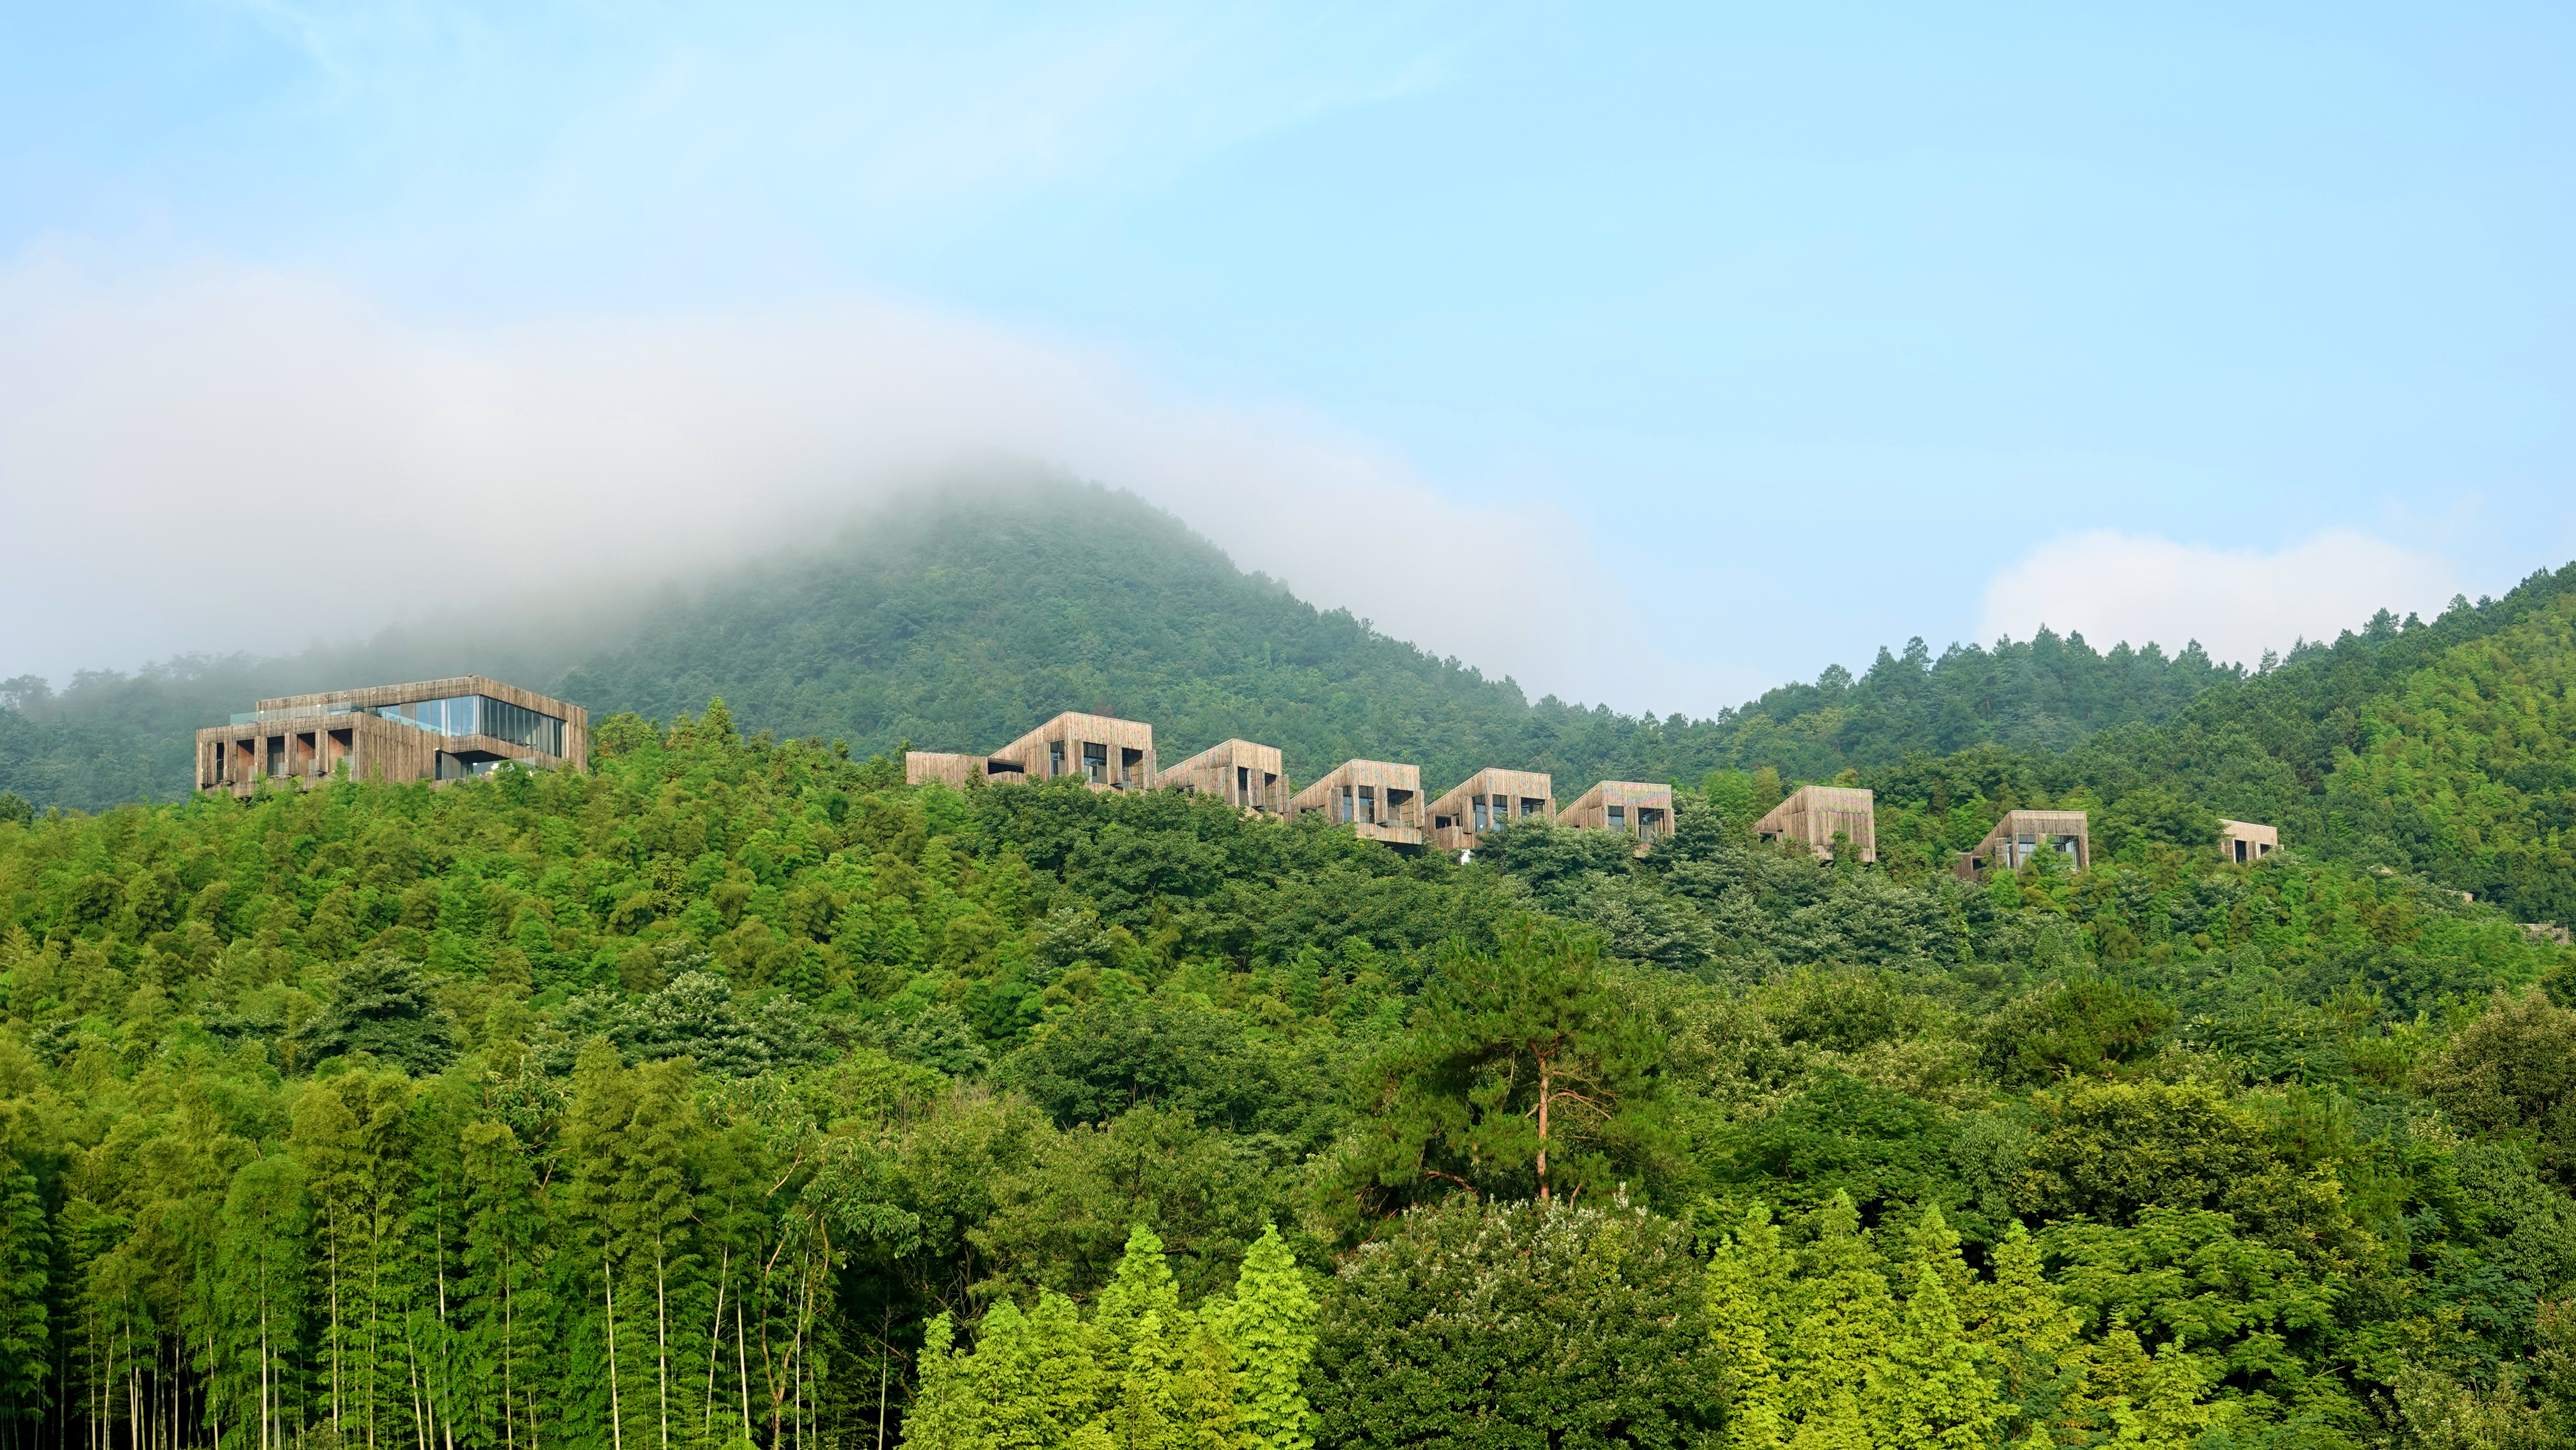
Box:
1473, 800, 1489, 831
1608, 805, 1626, 832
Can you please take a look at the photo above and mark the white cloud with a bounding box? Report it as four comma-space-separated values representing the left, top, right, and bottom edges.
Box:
0, 253, 1671, 711
1978, 528, 2467, 666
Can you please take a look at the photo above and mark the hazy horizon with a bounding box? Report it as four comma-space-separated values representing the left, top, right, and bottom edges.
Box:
5, 4, 2570, 715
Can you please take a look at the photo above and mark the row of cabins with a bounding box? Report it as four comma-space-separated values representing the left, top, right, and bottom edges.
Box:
906, 712, 1674, 851
1750, 787, 2280, 874
904, 713, 2289, 867
191, 684, 2282, 870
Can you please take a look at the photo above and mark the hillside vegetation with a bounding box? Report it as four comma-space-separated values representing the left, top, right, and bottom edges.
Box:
1, 683, 2575, 1449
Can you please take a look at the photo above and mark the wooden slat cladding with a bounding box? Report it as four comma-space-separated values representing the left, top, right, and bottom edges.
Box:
1957, 808, 2090, 876
194, 675, 587, 795
1754, 784, 1877, 862
904, 752, 989, 788
987, 712, 1157, 791
1288, 759, 1425, 845
1153, 739, 1289, 816
1559, 780, 1674, 854
1425, 768, 1554, 853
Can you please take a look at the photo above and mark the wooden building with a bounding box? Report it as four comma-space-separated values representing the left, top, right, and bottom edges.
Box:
1426, 768, 1554, 853
1753, 784, 1877, 863
1155, 739, 1289, 816
196, 676, 586, 796
1559, 780, 1674, 851
905, 752, 989, 788
1956, 809, 2090, 877
2219, 818, 2279, 864
1289, 760, 1425, 845
985, 712, 1156, 790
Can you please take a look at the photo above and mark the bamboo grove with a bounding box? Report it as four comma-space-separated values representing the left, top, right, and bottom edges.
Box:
2, 682, 2576, 1450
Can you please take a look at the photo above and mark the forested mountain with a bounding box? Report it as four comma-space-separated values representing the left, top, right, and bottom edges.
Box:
3, 697, 2575, 1450
9, 475, 2576, 1449
13, 475, 2572, 921
2, 476, 2247, 812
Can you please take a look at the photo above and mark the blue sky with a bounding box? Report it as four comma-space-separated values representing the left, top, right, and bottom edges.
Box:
2, 2, 2569, 714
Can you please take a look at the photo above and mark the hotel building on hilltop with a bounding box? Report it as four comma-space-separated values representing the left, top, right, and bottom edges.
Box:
1426, 768, 1554, 853
1290, 760, 1425, 845
2220, 818, 2279, 864
1753, 784, 1878, 863
1155, 739, 1289, 817
1956, 808, 2091, 877
1558, 780, 1674, 851
985, 712, 1158, 790
197, 677, 587, 794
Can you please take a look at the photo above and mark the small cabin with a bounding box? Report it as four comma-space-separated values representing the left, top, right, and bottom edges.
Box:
1752, 784, 1877, 862
1157, 739, 1289, 816
1956, 809, 2091, 877
1426, 768, 1554, 853
985, 712, 1156, 791
1289, 760, 1425, 845
2218, 818, 2278, 864
1558, 781, 1673, 851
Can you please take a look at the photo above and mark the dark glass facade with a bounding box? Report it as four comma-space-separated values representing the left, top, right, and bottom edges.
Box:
372, 695, 566, 757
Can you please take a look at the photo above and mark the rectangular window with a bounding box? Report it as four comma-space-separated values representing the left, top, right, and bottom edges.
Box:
1083, 742, 1109, 782
1341, 785, 1354, 822
1359, 786, 1377, 823
1521, 797, 1544, 820
1050, 741, 1066, 776
1237, 765, 1249, 801
1473, 800, 1489, 831
1608, 805, 1626, 832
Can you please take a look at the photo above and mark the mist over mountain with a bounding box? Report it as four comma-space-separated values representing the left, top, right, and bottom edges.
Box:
8, 474, 2574, 917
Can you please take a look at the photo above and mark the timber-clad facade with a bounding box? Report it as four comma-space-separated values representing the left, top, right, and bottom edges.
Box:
1426, 768, 1555, 853
1154, 739, 1288, 817
1754, 784, 1878, 863
1288, 760, 1425, 845
196, 676, 587, 795
1559, 781, 1673, 852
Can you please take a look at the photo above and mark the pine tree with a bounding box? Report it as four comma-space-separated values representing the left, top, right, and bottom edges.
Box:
1779, 1193, 1895, 1426
1107, 1312, 1183, 1450
1705, 1207, 1787, 1450
1873, 1267, 1997, 1450
1091, 1225, 1181, 1405
1970, 1220, 2082, 1446
1214, 1227, 1313, 1450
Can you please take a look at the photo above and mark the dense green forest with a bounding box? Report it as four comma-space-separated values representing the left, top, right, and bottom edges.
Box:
3, 669, 2576, 1449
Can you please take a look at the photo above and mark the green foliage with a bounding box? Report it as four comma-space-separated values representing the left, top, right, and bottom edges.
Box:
2098, 787, 2223, 856
1308, 1196, 1716, 1450
0, 496, 2573, 1450
1339, 923, 1672, 1210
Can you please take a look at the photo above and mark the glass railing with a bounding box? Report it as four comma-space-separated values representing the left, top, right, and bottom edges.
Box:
224, 694, 564, 756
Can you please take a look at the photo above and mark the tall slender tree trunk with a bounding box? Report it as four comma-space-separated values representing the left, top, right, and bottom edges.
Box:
1535, 1052, 1553, 1200
604, 1265, 623, 1450
735, 1305, 751, 1447
701, 1252, 728, 1443
653, 1239, 669, 1450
